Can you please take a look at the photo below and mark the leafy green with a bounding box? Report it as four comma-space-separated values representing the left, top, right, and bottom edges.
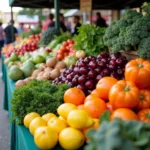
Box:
74, 24, 108, 56
48, 33, 71, 49
39, 27, 60, 47
10, 79, 70, 124
85, 117, 150, 150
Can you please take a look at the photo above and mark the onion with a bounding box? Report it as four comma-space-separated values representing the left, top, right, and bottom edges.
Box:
75, 50, 86, 59
15, 80, 26, 88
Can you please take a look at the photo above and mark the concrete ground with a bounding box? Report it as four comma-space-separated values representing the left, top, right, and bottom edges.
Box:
0, 58, 10, 150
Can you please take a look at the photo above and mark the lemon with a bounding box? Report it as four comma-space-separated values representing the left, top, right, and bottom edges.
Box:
24, 112, 40, 128
59, 127, 85, 150
34, 126, 58, 150
67, 110, 94, 129
59, 116, 68, 125
57, 103, 77, 119
42, 113, 57, 124
48, 117, 67, 134
29, 117, 47, 135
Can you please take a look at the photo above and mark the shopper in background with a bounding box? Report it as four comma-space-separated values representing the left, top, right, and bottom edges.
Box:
17, 23, 24, 36
72, 16, 81, 36
95, 12, 107, 27
4, 20, 18, 44
42, 13, 54, 32
0, 22, 4, 57
48, 13, 67, 32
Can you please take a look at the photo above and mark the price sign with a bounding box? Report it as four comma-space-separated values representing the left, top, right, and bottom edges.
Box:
80, 0, 92, 12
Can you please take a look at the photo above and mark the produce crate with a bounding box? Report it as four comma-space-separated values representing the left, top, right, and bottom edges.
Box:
119, 50, 139, 60
109, 48, 139, 60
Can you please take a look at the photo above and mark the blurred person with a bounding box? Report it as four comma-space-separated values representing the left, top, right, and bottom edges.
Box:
95, 12, 107, 27
37, 21, 42, 29
48, 13, 67, 32
0, 22, 4, 57
72, 16, 81, 36
42, 13, 54, 32
17, 23, 24, 36
4, 20, 18, 44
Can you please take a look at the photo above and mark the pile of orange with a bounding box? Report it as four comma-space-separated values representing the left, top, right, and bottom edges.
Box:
63, 58, 150, 123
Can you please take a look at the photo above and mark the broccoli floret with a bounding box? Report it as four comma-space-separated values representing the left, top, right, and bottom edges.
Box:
138, 37, 150, 58
112, 44, 122, 52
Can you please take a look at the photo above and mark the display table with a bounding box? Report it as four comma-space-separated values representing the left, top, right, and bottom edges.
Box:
2, 56, 39, 150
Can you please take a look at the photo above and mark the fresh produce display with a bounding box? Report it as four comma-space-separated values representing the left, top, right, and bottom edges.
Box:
74, 24, 108, 56
23, 103, 95, 150
103, 3, 150, 58
56, 39, 76, 60
11, 80, 70, 124
4, 34, 40, 57
15, 57, 66, 87
3, 10, 150, 150
85, 113, 150, 150
21, 28, 41, 39
39, 27, 60, 47
53, 52, 128, 95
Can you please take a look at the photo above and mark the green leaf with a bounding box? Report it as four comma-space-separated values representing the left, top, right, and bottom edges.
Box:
99, 110, 110, 124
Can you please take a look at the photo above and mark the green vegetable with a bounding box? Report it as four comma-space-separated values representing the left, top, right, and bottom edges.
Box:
103, 4, 150, 58
21, 28, 41, 39
74, 24, 108, 56
39, 27, 60, 47
85, 111, 150, 150
11, 80, 70, 124
48, 33, 71, 49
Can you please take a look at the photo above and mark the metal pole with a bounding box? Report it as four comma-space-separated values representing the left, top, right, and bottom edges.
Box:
10, 7, 14, 42
54, 0, 60, 30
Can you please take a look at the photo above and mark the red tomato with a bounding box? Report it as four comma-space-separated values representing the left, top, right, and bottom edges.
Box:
57, 54, 63, 60
67, 39, 74, 44
62, 41, 68, 47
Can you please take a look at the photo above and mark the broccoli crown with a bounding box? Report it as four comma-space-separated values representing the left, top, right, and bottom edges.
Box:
138, 37, 150, 58
103, 7, 150, 58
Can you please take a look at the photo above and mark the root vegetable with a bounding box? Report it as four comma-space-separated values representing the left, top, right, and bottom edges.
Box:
40, 63, 47, 71
50, 69, 60, 80
38, 71, 44, 77
15, 80, 26, 88
46, 58, 57, 68
44, 67, 53, 72
24, 77, 33, 84
37, 76, 48, 81
32, 69, 41, 78
43, 72, 51, 79
55, 61, 66, 70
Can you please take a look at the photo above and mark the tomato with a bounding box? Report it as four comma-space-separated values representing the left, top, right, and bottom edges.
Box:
125, 58, 150, 89
106, 102, 113, 113
109, 80, 140, 109
57, 54, 63, 60
62, 41, 68, 47
138, 109, 150, 123
137, 90, 150, 110
69, 44, 74, 48
111, 108, 138, 121
96, 77, 118, 101
67, 39, 74, 44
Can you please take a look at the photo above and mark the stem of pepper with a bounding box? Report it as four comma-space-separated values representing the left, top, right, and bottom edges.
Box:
124, 86, 130, 92
138, 64, 144, 68
146, 113, 150, 119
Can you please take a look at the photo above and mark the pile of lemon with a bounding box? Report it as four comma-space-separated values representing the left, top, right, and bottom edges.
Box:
24, 103, 99, 150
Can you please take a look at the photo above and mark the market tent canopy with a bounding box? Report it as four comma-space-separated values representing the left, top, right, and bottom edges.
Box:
9, 0, 150, 9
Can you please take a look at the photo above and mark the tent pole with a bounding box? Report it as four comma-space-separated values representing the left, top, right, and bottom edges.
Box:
10, 7, 14, 42
55, 0, 60, 30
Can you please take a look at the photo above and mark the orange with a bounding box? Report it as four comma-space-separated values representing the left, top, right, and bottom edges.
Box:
106, 102, 113, 113
84, 97, 107, 118
64, 88, 85, 106
84, 95, 97, 103
96, 77, 118, 101
111, 108, 138, 121
91, 89, 100, 98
